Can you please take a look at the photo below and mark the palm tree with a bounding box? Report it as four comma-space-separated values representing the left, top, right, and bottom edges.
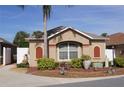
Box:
42, 6, 51, 57
19, 5, 51, 57
19, 5, 72, 58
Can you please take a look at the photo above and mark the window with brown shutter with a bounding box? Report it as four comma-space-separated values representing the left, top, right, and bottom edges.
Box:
36, 47, 43, 59
94, 46, 100, 57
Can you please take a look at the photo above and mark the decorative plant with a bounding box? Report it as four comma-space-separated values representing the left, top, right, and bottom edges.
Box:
17, 54, 29, 68
70, 58, 82, 68
81, 55, 91, 61
81, 55, 91, 70
114, 57, 124, 67
17, 63, 29, 68
37, 57, 57, 70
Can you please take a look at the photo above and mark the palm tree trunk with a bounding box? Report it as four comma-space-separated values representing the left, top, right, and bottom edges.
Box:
43, 13, 48, 57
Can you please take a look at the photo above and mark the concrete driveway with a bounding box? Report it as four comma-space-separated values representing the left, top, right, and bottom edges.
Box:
0, 64, 124, 87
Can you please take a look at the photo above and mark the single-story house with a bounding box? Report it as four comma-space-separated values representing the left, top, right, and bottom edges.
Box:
26, 26, 107, 67
0, 37, 16, 65
106, 32, 124, 57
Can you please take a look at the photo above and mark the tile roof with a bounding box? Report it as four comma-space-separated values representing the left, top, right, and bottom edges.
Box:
106, 32, 124, 46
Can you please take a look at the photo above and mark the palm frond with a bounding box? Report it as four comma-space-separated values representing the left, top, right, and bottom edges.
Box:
42, 5, 52, 20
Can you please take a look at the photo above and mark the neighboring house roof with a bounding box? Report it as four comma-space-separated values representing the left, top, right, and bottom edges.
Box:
26, 26, 107, 41
0, 37, 16, 47
106, 32, 124, 46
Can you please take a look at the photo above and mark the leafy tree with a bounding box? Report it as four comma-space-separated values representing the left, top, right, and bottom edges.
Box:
13, 31, 30, 47
32, 31, 44, 38
101, 33, 108, 37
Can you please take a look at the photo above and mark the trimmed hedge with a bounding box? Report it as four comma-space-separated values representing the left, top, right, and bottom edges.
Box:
37, 57, 57, 70
114, 57, 124, 67
17, 63, 29, 68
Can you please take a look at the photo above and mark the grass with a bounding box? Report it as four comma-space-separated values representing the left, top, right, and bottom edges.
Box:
11, 67, 28, 73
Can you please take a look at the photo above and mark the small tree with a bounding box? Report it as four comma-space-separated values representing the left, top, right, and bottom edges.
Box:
32, 31, 44, 38
101, 33, 108, 37
13, 31, 29, 47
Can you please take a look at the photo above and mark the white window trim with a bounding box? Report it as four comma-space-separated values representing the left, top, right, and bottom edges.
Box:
58, 42, 79, 62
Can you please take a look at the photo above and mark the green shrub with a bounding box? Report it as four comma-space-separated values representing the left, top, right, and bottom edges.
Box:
37, 57, 57, 70
47, 60, 56, 70
70, 58, 82, 68
114, 57, 124, 67
17, 63, 29, 68
55, 62, 59, 67
81, 55, 91, 61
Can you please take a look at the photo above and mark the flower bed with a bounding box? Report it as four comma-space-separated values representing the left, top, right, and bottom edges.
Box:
28, 67, 124, 78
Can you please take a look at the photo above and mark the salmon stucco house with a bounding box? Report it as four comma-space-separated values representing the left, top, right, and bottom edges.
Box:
26, 26, 107, 67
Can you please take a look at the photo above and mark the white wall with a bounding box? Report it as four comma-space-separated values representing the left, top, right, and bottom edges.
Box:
17, 48, 29, 64
3, 47, 11, 65
105, 49, 116, 61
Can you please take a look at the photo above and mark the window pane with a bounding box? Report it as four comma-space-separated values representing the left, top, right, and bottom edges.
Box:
69, 44, 77, 51
59, 52, 68, 59
59, 44, 68, 51
69, 51, 78, 59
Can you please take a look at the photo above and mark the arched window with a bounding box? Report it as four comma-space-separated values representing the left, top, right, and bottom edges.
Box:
36, 47, 43, 59
59, 42, 78, 60
94, 46, 100, 57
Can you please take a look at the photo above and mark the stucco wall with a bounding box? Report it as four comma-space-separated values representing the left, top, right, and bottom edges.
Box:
28, 29, 106, 66
49, 29, 90, 45
83, 45, 91, 56
90, 41, 106, 62
48, 29, 90, 62
48, 29, 106, 62
49, 45, 57, 61
29, 41, 44, 67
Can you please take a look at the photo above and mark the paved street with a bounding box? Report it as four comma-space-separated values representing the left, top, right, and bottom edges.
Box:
0, 64, 124, 87
48, 76, 124, 87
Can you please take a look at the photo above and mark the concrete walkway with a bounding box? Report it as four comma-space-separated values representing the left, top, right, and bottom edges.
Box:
0, 64, 124, 87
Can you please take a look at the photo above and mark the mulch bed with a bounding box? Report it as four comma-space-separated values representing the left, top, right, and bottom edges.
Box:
27, 67, 124, 78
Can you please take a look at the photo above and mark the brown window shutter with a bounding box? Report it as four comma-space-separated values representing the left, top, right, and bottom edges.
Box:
36, 47, 43, 59
94, 46, 100, 57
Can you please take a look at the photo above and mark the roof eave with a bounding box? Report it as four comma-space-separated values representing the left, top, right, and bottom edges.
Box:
48, 27, 94, 40
25, 38, 44, 41
93, 37, 109, 40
